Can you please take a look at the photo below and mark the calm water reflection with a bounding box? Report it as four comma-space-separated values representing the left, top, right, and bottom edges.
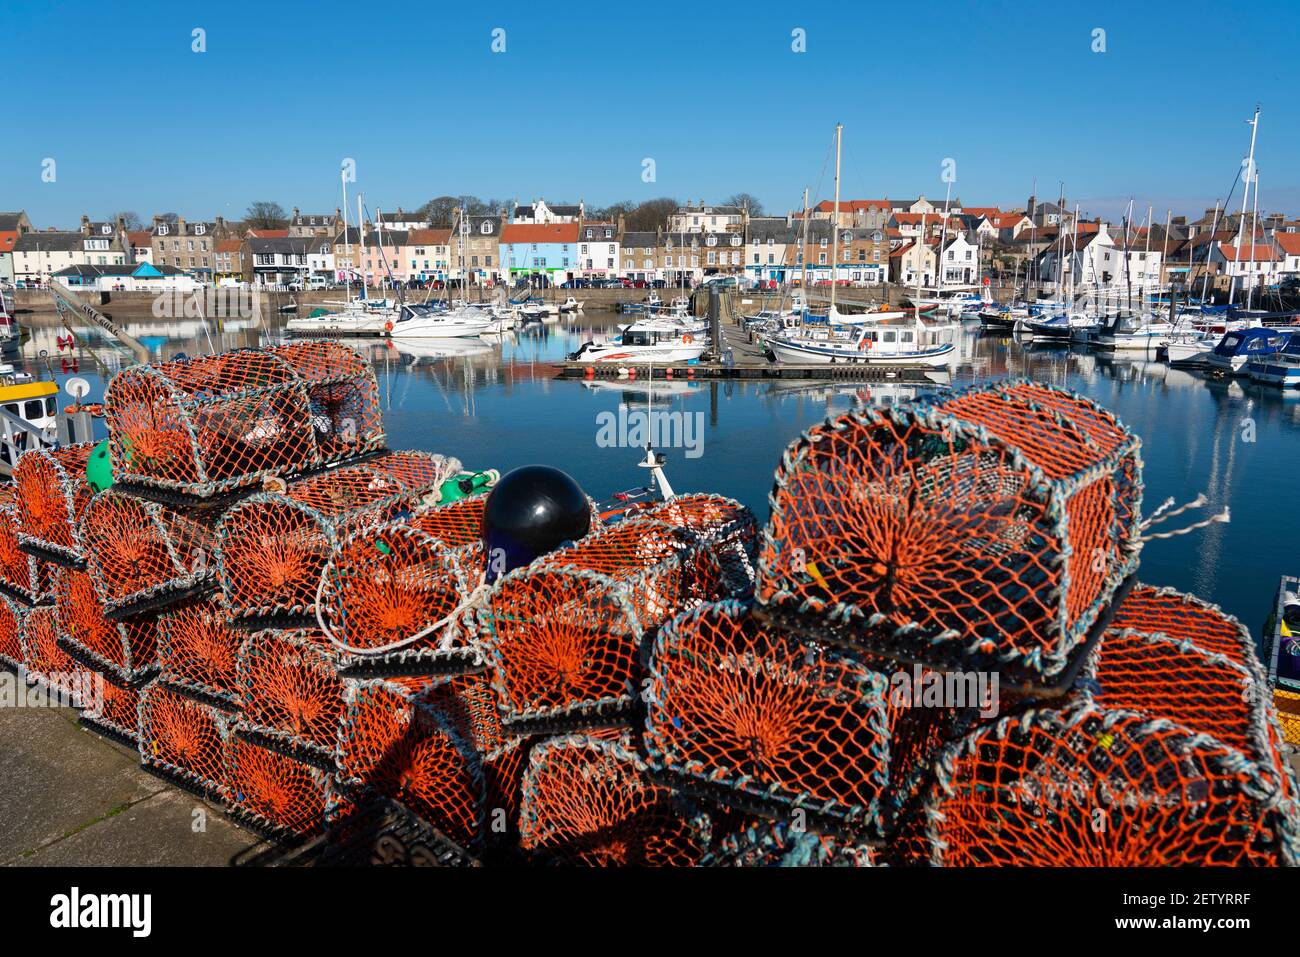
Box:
20, 313, 1298, 637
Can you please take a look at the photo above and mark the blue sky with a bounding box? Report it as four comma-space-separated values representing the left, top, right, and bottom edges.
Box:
5, 0, 1297, 227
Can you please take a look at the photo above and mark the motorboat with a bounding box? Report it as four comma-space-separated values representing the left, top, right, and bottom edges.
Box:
388, 302, 493, 338
1246, 333, 1300, 387
1093, 313, 1173, 352
1207, 327, 1291, 375
568, 319, 708, 364
765, 320, 955, 367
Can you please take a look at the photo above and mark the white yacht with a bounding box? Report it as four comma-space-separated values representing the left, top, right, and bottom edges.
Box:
766, 321, 955, 367
388, 302, 493, 338
569, 318, 708, 364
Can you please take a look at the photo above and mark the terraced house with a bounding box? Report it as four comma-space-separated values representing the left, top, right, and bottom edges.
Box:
12, 218, 127, 285
401, 228, 453, 284
150, 216, 235, 277
575, 221, 619, 280
501, 221, 577, 285
452, 209, 503, 285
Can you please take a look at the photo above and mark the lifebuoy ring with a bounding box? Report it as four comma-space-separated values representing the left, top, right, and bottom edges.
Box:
384, 321, 394, 332
682, 334, 694, 344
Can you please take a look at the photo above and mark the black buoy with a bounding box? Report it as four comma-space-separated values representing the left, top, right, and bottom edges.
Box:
481, 465, 591, 583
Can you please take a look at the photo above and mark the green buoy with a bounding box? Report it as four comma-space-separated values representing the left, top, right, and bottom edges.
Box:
86, 439, 114, 492
438, 469, 499, 504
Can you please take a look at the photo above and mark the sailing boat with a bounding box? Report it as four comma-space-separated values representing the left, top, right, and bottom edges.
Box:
765, 124, 955, 367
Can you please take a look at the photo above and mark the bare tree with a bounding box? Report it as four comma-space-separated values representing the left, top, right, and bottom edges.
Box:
725, 193, 765, 216
246, 201, 287, 230
156, 212, 180, 224
110, 211, 143, 230
625, 197, 679, 231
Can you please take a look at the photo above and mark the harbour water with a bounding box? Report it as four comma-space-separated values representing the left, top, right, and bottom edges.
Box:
20, 312, 1298, 639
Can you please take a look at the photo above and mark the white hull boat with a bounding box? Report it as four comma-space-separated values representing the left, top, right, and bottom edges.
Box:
388, 304, 492, 338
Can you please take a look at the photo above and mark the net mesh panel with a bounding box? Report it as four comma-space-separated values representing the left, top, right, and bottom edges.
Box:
479, 516, 753, 732
644, 599, 893, 834
270, 341, 385, 466
318, 523, 478, 674
336, 676, 486, 852
519, 731, 706, 866
0, 484, 46, 604
22, 605, 92, 705
0, 593, 26, 670
237, 628, 344, 763
14, 443, 95, 562
158, 598, 241, 703
411, 495, 487, 547
224, 734, 329, 841
53, 567, 159, 683
701, 819, 876, 867
216, 451, 453, 623
1109, 583, 1256, 669
139, 682, 233, 798
81, 489, 222, 615
104, 343, 385, 499
923, 704, 1298, 867
81, 674, 146, 745
758, 379, 1142, 683
1089, 586, 1296, 788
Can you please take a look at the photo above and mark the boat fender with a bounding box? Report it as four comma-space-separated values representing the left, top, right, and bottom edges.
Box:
682, 334, 694, 344
385, 321, 394, 332
482, 465, 591, 584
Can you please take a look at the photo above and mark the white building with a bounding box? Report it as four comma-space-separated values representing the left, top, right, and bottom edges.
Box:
1210, 242, 1281, 287
575, 222, 618, 279
12, 230, 127, 285
512, 199, 582, 225
1275, 233, 1300, 277
307, 238, 335, 278
669, 201, 744, 234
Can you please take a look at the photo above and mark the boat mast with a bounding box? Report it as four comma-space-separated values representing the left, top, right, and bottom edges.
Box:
358, 193, 369, 301
799, 185, 810, 326
1199, 200, 1222, 305
341, 166, 353, 302
1160, 208, 1170, 309
830, 123, 842, 318
1247, 167, 1259, 312
937, 177, 952, 297
1143, 204, 1153, 312
916, 212, 925, 331
1229, 106, 1260, 306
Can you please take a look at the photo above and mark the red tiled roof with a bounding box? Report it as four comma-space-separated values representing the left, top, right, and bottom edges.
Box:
812, 199, 891, 213
248, 229, 289, 238
501, 223, 579, 244
1218, 243, 1278, 262
1273, 233, 1300, 255
215, 240, 242, 252
0, 231, 16, 251
127, 230, 151, 246
407, 228, 452, 245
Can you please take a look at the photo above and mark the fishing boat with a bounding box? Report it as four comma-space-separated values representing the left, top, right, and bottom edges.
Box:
388, 302, 493, 339
766, 321, 955, 367
1206, 327, 1291, 376
1245, 332, 1300, 387
568, 319, 707, 364
1164, 330, 1220, 367
1093, 313, 1173, 352
0, 377, 60, 471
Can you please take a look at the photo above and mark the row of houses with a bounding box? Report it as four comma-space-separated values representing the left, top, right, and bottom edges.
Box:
6, 195, 1300, 291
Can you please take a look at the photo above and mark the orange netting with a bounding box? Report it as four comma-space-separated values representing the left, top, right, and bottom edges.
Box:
53, 566, 159, 682
644, 599, 956, 836
0, 592, 25, 669
411, 494, 487, 548
81, 674, 146, 746
81, 489, 223, 616
518, 731, 706, 866
317, 523, 478, 675
1108, 583, 1256, 669
758, 379, 1143, 685
158, 597, 241, 703
21, 604, 94, 705
215, 451, 457, 625
336, 676, 486, 854
478, 516, 755, 733
13, 443, 95, 563
921, 704, 1297, 866
237, 628, 345, 765
0, 484, 47, 604
138, 682, 234, 798
224, 733, 330, 841
104, 342, 385, 499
